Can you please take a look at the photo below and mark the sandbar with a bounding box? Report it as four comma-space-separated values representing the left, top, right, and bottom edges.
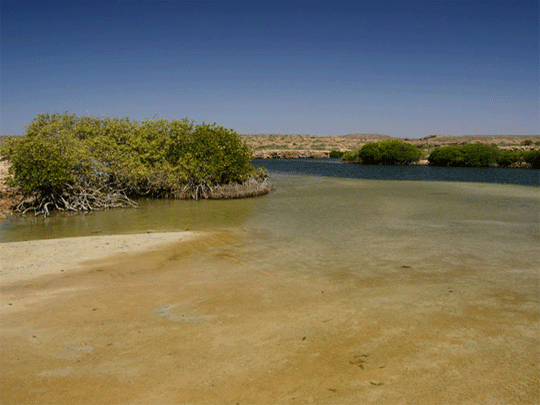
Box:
0, 231, 199, 283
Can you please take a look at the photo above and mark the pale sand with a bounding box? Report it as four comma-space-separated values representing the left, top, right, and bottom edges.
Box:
0, 231, 199, 283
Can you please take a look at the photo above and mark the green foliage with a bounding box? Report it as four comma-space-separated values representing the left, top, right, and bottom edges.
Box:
523, 150, 540, 169
1, 113, 90, 194
428, 144, 538, 168
520, 140, 533, 146
428, 144, 495, 167
341, 150, 359, 162
329, 150, 345, 158
357, 142, 383, 164
427, 146, 464, 167
378, 140, 422, 165
1, 112, 262, 200
179, 123, 255, 186
341, 139, 421, 165
459, 143, 498, 167
496, 150, 522, 167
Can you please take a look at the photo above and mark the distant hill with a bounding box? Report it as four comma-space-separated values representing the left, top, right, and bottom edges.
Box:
340, 134, 392, 140
240, 134, 540, 153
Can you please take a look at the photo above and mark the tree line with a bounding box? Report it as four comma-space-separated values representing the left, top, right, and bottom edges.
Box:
340, 140, 540, 168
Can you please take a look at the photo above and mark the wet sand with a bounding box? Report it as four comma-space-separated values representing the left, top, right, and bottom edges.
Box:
1, 226, 538, 404
0, 232, 200, 283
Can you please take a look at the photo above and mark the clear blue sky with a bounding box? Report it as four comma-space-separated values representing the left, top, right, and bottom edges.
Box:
1, 0, 538, 137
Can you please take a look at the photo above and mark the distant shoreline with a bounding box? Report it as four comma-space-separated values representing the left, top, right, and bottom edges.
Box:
2, 133, 538, 218
240, 133, 540, 154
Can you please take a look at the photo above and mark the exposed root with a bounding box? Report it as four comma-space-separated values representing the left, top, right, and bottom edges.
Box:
8, 174, 272, 217
208, 177, 274, 199
174, 177, 273, 200
11, 177, 273, 217
14, 186, 138, 218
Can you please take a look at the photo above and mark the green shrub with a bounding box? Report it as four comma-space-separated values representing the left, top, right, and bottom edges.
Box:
1, 113, 270, 215
496, 150, 522, 167
344, 140, 421, 165
341, 149, 360, 162
358, 142, 382, 165
428, 144, 498, 167
329, 150, 345, 158
2, 113, 91, 194
524, 150, 540, 169
180, 123, 255, 186
378, 140, 422, 165
356, 142, 383, 164
459, 143, 498, 167
427, 146, 464, 167
520, 140, 533, 146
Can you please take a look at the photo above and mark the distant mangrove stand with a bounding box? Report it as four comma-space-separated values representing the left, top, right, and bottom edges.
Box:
341, 139, 540, 169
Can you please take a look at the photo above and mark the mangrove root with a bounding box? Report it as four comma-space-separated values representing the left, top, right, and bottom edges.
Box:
15, 185, 138, 217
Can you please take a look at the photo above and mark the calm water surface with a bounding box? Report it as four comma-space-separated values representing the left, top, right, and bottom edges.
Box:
2, 163, 538, 404
254, 158, 540, 186
1, 171, 539, 282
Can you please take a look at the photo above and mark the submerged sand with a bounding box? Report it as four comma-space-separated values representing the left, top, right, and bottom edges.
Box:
1, 227, 538, 405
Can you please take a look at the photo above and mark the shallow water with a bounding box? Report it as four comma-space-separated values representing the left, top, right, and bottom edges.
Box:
2, 174, 539, 284
2, 174, 539, 404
